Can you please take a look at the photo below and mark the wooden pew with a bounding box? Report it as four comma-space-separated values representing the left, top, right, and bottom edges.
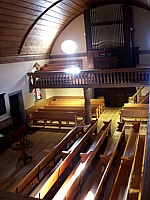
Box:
49, 100, 100, 118
45, 104, 99, 119
42, 106, 85, 117
55, 97, 105, 113
80, 120, 112, 162
41, 60, 81, 72
38, 107, 84, 117
29, 120, 98, 199
100, 121, 125, 165
94, 121, 126, 200
123, 134, 146, 200
121, 122, 140, 166
120, 109, 148, 122
52, 120, 112, 200
9, 120, 85, 195
109, 122, 140, 200
28, 111, 77, 128
123, 103, 148, 110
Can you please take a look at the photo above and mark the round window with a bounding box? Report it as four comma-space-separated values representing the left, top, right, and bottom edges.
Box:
61, 40, 77, 54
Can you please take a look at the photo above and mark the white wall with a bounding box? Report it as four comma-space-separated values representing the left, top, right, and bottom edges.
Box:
48, 88, 84, 97
0, 60, 50, 122
132, 7, 150, 64
49, 14, 87, 96
51, 14, 86, 55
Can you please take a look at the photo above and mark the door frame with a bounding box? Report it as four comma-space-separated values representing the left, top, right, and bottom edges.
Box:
8, 90, 26, 126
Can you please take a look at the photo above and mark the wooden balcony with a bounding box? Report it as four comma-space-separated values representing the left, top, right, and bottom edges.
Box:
27, 67, 150, 92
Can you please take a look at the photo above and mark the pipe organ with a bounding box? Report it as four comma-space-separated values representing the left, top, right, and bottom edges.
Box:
90, 6, 124, 50
84, 4, 138, 70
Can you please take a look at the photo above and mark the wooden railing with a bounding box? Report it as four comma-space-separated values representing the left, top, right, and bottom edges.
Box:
27, 68, 150, 91
128, 86, 144, 103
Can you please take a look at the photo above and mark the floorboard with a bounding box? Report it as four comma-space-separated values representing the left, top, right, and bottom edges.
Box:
0, 107, 121, 197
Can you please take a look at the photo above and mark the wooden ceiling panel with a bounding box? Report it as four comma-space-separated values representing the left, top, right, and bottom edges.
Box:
0, 14, 33, 25
0, 8, 38, 21
0, 0, 149, 58
0, 21, 29, 30
0, 0, 48, 11
50, 5, 77, 18
0, 2, 41, 15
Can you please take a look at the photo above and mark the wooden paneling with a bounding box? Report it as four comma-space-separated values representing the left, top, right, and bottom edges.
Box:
0, 0, 149, 58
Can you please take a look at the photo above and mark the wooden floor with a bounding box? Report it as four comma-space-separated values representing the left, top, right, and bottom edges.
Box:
0, 107, 121, 197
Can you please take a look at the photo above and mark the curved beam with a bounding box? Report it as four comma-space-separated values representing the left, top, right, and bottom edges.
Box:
18, 0, 63, 55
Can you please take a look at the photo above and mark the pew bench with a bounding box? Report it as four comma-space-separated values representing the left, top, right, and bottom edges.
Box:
28, 111, 77, 128
30, 120, 98, 199
94, 122, 126, 199
61, 138, 82, 159
48, 101, 100, 118
54, 97, 105, 114
123, 103, 148, 110
52, 120, 112, 200
10, 120, 85, 195
120, 109, 148, 122
121, 128, 140, 166
100, 121, 125, 165
109, 122, 141, 200
79, 120, 112, 163
44, 104, 99, 119
80, 140, 98, 162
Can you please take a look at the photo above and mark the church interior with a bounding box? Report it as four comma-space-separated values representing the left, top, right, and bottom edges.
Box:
0, 0, 150, 199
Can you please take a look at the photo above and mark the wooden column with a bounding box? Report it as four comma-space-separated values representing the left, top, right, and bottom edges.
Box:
84, 88, 91, 125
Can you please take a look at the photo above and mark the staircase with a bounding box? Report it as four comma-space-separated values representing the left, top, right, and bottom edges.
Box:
128, 86, 149, 103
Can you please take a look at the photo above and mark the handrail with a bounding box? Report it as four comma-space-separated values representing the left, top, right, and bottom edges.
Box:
139, 92, 149, 104
128, 86, 144, 103
27, 67, 150, 91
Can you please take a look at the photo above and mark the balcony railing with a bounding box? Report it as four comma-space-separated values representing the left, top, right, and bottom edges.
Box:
27, 68, 150, 92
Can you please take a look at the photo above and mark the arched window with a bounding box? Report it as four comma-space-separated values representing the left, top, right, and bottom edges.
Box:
31, 63, 42, 102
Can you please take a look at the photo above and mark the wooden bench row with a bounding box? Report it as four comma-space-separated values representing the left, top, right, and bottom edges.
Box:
109, 122, 141, 200
46, 96, 105, 119
120, 108, 148, 122
28, 111, 78, 128
94, 121, 126, 200
123, 124, 147, 200
9, 120, 86, 194
30, 120, 98, 199
54, 97, 105, 113
52, 120, 112, 200
48, 101, 100, 118
123, 103, 148, 110
40, 60, 82, 72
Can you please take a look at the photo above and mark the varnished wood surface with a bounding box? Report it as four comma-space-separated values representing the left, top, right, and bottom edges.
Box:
0, 128, 69, 191
0, 1, 150, 58
0, 107, 120, 198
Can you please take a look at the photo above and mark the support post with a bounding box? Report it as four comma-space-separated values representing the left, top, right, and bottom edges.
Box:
84, 88, 91, 125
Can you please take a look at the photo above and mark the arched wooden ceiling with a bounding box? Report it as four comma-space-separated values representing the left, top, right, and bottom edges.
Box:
0, 0, 150, 58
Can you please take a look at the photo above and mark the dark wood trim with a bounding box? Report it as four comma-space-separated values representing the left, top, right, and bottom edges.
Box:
49, 53, 87, 59
0, 50, 149, 64
0, 54, 50, 64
